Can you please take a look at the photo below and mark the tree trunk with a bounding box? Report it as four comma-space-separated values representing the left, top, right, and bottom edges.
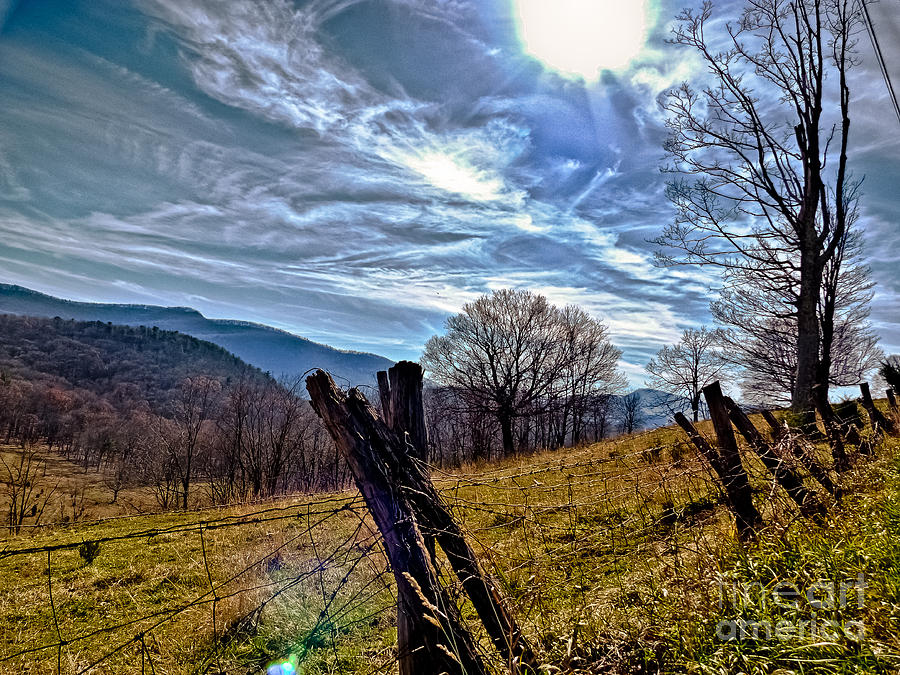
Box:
499, 413, 515, 456
793, 247, 821, 418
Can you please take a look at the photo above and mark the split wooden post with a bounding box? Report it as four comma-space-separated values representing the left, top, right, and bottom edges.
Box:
377, 361, 428, 461
860, 382, 897, 436
378, 362, 539, 673
723, 397, 831, 511
676, 396, 761, 539
306, 371, 486, 675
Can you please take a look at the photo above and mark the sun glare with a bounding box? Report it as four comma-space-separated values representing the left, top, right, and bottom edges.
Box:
513, 0, 649, 78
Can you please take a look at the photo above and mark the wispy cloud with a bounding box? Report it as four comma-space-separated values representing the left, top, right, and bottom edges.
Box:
0, 0, 897, 383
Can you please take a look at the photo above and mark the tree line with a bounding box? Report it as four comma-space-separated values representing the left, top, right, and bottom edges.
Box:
0, 315, 348, 509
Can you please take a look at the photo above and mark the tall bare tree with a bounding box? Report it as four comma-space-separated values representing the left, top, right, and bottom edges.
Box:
713, 228, 882, 404
162, 376, 222, 509
422, 289, 622, 456
655, 0, 868, 415
646, 327, 730, 422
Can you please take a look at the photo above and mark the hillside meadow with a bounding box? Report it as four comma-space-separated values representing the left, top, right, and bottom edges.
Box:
2, 411, 900, 674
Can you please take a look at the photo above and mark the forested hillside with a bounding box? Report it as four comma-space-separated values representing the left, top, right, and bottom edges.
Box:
0, 284, 394, 387
0, 315, 346, 510
0, 314, 266, 413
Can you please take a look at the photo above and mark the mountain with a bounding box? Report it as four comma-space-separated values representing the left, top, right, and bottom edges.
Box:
619, 388, 693, 431
0, 314, 271, 414
0, 284, 393, 387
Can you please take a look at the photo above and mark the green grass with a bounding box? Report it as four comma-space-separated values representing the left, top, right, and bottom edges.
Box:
3, 411, 900, 674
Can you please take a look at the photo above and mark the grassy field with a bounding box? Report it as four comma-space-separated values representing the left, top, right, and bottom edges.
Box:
2, 415, 900, 674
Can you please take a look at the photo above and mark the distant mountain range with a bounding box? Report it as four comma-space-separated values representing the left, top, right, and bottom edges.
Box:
0, 284, 690, 429
0, 284, 393, 388
625, 388, 693, 431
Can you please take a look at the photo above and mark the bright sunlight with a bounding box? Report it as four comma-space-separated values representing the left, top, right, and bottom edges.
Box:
513, 0, 650, 78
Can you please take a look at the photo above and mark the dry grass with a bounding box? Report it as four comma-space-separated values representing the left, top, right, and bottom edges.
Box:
2, 408, 900, 674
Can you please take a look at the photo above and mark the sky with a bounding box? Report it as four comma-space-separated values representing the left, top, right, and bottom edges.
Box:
0, 0, 897, 386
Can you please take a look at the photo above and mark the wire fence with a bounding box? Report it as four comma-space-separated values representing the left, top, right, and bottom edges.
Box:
0, 413, 893, 674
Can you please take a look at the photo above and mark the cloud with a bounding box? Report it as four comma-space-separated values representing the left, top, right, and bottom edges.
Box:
0, 0, 896, 389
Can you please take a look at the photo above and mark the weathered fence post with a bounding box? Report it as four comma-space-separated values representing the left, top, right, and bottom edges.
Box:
378, 362, 539, 673
306, 371, 486, 675
675, 395, 761, 539
887, 389, 899, 416
311, 368, 539, 674
860, 382, 897, 436
810, 387, 850, 473
377, 361, 428, 461
723, 397, 830, 512
761, 409, 784, 439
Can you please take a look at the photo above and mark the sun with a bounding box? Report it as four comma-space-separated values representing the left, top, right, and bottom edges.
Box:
513, 0, 650, 78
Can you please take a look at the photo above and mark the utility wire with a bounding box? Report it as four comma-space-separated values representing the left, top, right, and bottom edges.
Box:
861, 0, 900, 126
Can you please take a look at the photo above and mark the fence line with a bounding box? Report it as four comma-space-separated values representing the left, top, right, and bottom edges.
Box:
2, 377, 898, 673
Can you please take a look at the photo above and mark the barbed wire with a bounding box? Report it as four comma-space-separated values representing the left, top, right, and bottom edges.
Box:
0, 421, 881, 674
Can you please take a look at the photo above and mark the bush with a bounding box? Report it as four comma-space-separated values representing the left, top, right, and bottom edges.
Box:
78, 540, 101, 565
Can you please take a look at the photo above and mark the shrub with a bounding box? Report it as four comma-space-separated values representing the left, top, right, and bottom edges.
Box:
78, 540, 101, 565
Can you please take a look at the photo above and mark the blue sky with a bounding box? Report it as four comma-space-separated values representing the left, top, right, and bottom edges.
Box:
0, 0, 897, 385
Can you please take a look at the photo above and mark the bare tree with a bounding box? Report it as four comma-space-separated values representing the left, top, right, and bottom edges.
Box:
553, 305, 626, 446
645, 327, 729, 422
160, 376, 222, 510
1, 445, 56, 534
655, 0, 868, 415
713, 230, 882, 404
422, 289, 622, 456
618, 392, 645, 435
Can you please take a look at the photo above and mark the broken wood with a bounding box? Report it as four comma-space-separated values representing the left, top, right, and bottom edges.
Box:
307, 370, 486, 675
723, 397, 829, 513
378, 362, 539, 673
377, 361, 428, 461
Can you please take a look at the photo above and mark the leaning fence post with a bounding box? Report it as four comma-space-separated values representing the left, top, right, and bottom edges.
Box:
760, 409, 784, 439
306, 371, 486, 675
810, 388, 850, 473
860, 382, 896, 436
723, 397, 830, 511
887, 389, 899, 416
380, 362, 539, 673
676, 388, 761, 540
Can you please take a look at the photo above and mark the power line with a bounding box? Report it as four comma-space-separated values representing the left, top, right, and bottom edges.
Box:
861, 0, 900, 126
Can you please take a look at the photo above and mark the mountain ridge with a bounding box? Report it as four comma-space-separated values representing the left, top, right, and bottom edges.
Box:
0, 283, 394, 387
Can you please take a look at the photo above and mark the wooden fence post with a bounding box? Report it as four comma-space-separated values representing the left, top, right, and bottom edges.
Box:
760, 409, 784, 439
676, 393, 761, 540
377, 361, 428, 461
378, 362, 539, 673
811, 388, 850, 473
860, 382, 897, 436
723, 397, 831, 512
306, 371, 485, 675
887, 389, 899, 415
